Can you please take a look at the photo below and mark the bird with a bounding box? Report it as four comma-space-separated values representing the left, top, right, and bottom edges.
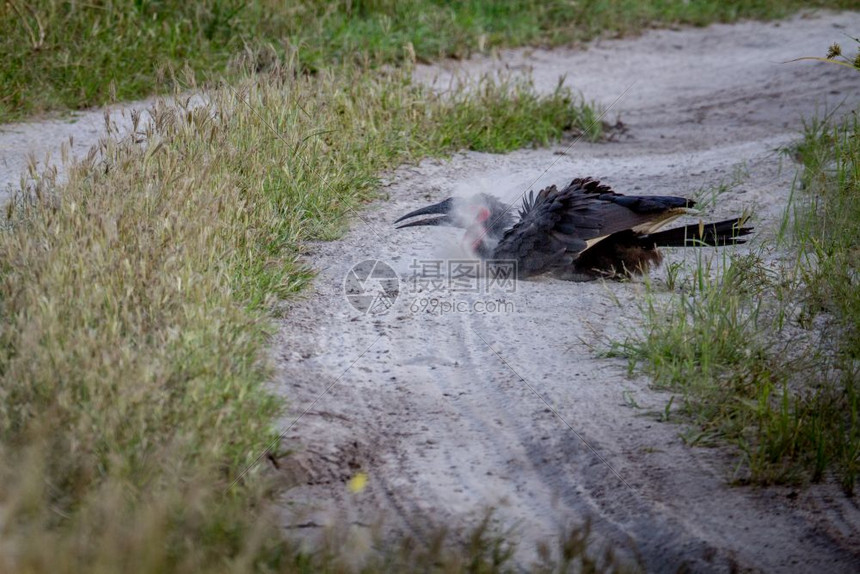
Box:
394, 177, 752, 281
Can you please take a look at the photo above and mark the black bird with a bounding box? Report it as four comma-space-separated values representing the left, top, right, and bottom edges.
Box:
395, 177, 752, 281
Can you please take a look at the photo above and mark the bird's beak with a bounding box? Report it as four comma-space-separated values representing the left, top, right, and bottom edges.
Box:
394, 198, 456, 229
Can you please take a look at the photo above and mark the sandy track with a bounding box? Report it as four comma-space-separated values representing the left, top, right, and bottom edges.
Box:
273, 12, 860, 572
0, 101, 157, 202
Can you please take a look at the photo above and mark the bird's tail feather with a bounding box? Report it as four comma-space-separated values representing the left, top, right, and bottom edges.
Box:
643, 217, 753, 247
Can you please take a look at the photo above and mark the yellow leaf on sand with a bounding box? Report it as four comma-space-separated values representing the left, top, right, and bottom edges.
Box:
347, 472, 368, 493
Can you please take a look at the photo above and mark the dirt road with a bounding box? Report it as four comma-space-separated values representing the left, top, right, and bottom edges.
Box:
272, 12, 860, 572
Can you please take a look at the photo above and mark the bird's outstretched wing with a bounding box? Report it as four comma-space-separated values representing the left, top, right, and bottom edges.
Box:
495, 178, 693, 277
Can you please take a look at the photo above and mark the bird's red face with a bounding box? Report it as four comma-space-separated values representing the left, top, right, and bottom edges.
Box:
462, 205, 491, 254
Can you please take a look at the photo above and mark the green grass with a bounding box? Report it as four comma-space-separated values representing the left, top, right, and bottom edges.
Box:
0, 59, 612, 571
611, 107, 860, 493
1, 0, 855, 122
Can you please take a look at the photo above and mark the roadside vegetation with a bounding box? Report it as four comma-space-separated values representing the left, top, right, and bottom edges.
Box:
2, 0, 856, 122
612, 76, 859, 492
0, 57, 613, 570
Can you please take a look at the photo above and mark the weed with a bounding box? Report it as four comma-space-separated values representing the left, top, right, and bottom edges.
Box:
612, 109, 860, 493
689, 163, 749, 212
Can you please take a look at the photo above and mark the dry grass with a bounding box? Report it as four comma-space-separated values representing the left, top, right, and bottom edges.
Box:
0, 61, 606, 571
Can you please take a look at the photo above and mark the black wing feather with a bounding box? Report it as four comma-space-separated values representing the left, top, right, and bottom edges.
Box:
494, 178, 693, 277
